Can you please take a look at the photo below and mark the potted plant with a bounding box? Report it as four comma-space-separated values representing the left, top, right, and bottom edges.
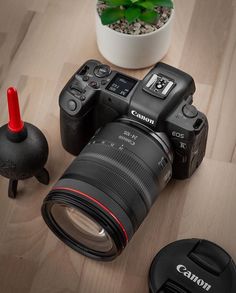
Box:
96, 0, 174, 69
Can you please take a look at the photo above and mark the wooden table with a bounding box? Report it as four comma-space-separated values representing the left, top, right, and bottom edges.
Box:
0, 0, 236, 292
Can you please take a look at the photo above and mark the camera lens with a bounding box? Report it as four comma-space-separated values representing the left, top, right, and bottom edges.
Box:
42, 118, 173, 260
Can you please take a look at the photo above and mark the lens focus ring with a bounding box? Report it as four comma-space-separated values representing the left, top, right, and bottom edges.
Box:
80, 143, 156, 209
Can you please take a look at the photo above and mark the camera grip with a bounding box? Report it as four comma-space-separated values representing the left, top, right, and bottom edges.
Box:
60, 109, 94, 155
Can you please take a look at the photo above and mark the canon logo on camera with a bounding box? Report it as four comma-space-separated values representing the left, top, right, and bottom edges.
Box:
176, 264, 212, 291
131, 110, 155, 125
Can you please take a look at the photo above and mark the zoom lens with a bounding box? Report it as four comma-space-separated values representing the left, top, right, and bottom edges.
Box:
42, 118, 173, 260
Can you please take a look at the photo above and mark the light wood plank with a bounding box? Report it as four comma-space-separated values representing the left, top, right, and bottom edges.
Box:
179, 0, 234, 85
206, 6, 236, 162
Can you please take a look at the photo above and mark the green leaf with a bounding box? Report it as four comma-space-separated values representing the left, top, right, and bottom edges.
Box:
125, 7, 141, 23
139, 10, 159, 24
149, 0, 173, 8
101, 8, 125, 25
104, 0, 131, 7
137, 1, 155, 10
130, 0, 140, 3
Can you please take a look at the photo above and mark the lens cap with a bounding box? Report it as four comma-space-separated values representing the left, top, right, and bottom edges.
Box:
149, 239, 236, 293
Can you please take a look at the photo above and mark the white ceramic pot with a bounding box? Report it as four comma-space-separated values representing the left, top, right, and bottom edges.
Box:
96, 8, 174, 69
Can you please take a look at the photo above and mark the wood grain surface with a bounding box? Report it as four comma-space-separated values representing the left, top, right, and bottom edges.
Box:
0, 1, 236, 292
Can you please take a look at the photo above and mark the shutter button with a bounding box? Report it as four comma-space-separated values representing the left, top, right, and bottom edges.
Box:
182, 104, 198, 118
68, 100, 77, 111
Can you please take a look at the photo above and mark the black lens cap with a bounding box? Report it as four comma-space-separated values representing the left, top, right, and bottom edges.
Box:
149, 239, 236, 293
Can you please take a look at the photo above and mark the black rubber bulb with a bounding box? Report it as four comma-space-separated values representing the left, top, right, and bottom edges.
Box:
0, 87, 50, 198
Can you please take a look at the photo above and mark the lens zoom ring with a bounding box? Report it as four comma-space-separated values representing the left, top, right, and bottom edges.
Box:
79, 143, 159, 209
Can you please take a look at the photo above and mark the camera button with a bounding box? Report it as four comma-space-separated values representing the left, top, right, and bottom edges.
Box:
94, 65, 111, 78
80, 96, 86, 101
67, 100, 77, 111
82, 76, 89, 82
101, 80, 108, 85
182, 104, 198, 118
89, 81, 100, 89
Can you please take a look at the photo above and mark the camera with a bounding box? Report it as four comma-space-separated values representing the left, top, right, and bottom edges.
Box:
42, 60, 208, 260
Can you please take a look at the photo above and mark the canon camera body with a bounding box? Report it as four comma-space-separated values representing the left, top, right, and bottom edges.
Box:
59, 60, 208, 179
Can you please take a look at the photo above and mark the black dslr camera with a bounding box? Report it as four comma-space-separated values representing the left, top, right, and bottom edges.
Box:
60, 60, 208, 179
42, 60, 208, 260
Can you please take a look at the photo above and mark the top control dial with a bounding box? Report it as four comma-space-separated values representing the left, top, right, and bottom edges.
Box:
182, 104, 198, 118
94, 65, 111, 78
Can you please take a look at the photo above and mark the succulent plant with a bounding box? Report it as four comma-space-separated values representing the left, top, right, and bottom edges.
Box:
100, 0, 173, 25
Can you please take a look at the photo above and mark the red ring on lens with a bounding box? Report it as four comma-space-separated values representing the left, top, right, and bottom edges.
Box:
52, 187, 129, 244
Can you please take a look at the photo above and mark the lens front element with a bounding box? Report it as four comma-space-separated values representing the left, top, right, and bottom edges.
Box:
51, 203, 114, 253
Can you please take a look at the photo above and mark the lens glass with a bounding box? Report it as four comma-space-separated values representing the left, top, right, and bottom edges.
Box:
51, 203, 114, 253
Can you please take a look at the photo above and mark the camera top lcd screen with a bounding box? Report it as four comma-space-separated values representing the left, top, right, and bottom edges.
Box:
106, 74, 137, 97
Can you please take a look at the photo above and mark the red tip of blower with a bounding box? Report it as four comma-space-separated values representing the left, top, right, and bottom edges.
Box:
7, 87, 24, 133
